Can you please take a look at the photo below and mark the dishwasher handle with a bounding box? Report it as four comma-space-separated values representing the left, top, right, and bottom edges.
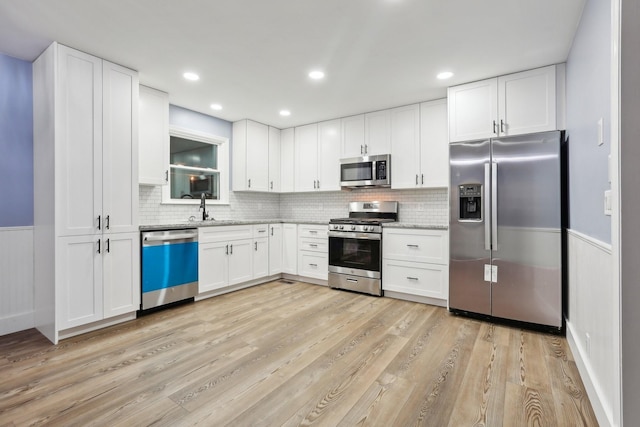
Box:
142, 229, 198, 244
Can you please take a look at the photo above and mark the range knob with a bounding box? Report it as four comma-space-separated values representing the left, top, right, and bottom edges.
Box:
339, 225, 344, 230
333, 224, 339, 230
351, 225, 356, 231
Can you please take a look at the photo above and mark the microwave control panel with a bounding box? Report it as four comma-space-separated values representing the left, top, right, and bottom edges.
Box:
376, 161, 387, 179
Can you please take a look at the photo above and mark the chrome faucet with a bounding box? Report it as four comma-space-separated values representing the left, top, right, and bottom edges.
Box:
200, 193, 209, 221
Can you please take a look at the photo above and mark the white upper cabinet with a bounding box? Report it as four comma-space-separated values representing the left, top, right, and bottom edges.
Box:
232, 119, 269, 192
448, 65, 559, 142
317, 119, 341, 192
294, 123, 319, 192
390, 104, 421, 189
391, 101, 448, 189
268, 126, 281, 192
138, 86, 169, 186
341, 114, 365, 157
280, 128, 295, 192
364, 110, 391, 156
419, 99, 449, 188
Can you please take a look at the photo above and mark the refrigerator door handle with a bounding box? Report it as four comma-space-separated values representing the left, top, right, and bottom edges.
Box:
484, 163, 491, 251
491, 162, 498, 249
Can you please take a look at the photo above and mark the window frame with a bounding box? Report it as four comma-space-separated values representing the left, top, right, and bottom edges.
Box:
162, 126, 229, 205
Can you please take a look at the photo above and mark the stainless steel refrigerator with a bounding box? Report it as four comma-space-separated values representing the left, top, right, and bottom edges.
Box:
449, 131, 564, 330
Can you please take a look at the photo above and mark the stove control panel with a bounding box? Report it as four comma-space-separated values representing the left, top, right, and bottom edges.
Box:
330, 224, 382, 233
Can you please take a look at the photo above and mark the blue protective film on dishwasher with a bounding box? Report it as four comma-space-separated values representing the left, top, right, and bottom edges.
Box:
142, 241, 199, 293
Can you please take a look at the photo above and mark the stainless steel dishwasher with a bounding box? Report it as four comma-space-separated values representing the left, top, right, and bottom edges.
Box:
141, 229, 198, 310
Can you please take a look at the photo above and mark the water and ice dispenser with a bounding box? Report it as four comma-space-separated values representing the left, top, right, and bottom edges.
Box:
458, 184, 482, 221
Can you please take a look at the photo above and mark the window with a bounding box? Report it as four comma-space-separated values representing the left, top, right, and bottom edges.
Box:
162, 126, 229, 204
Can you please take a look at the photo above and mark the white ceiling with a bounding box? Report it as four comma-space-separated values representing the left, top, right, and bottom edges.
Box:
0, 0, 585, 129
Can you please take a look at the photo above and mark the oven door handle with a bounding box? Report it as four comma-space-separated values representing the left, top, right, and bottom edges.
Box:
328, 231, 381, 240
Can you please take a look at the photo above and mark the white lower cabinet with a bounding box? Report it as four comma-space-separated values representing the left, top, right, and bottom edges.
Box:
58, 231, 139, 331
252, 224, 269, 279
297, 224, 328, 280
282, 223, 298, 274
268, 224, 283, 275
382, 228, 449, 302
198, 225, 253, 293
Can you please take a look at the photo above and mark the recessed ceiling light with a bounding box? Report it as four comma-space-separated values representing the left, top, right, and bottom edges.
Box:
309, 70, 325, 80
437, 71, 454, 80
279, 110, 291, 117
210, 103, 222, 111
183, 72, 200, 81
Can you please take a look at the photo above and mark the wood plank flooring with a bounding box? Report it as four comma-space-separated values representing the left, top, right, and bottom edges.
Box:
0, 281, 598, 426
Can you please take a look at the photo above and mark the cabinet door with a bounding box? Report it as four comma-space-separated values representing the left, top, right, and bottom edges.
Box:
246, 120, 270, 191
280, 128, 295, 193
268, 127, 281, 192
57, 235, 103, 330
269, 224, 283, 275
102, 61, 139, 234
199, 241, 229, 293
317, 119, 341, 192
390, 104, 421, 189
365, 110, 391, 155
56, 45, 103, 236
498, 65, 556, 136
294, 123, 319, 192
341, 114, 365, 157
253, 238, 269, 279
282, 223, 298, 274
138, 86, 169, 186
103, 232, 140, 318
448, 78, 498, 142
228, 239, 253, 285
419, 99, 449, 188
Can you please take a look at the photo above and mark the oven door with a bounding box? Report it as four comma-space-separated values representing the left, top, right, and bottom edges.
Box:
328, 231, 381, 278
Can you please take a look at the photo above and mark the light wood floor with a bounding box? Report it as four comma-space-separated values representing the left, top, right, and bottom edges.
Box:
0, 280, 598, 426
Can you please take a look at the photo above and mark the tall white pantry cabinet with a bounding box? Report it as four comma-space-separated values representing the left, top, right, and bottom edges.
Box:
33, 42, 140, 344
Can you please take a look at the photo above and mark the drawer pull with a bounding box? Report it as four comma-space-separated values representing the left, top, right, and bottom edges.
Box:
346, 278, 358, 283
407, 276, 419, 281
407, 244, 419, 248
309, 263, 318, 267
309, 230, 318, 234
258, 229, 266, 233
309, 243, 318, 248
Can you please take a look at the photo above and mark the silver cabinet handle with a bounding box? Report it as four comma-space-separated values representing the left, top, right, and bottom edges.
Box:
230, 244, 233, 255
309, 243, 318, 248
309, 263, 317, 267
271, 227, 274, 236
309, 230, 318, 234
317, 180, 320, 189
364, 144, 368, 154
492, 120, 497, 134
106, 238, 110, 253
360, 145, 364, 155
270, 181, 273, 190
491, 162, 498, 249
346, 278, 358, 283
105, 215, 110, 230
97, 239, 101, 254
421, 174, 424, 185
407, 276, 419, 281
313, 180, 316, 189
484, 163, 491, 251
225, 244, 229, 255
248, 179, 251, 188
97, 215, 101, 230
500, 119, 505, 133
406, 244, 419, 248
255, 241, 257, 251
165, 170, 169, 182
415, 174, 418, 185
258, 229, 266, 233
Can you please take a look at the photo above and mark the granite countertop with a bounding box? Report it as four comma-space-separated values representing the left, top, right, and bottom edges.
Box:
139, 219, 329, 231
382, 222, 448, 230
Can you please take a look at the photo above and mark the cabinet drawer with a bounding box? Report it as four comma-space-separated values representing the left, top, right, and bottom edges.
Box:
298, 252, 328, 280
199, 225, 253, 243
382, 259, 448, 299
252, 223, 269, 238
298, 224, 328, 239
383, 228, 448, 264
299, 238, 327, 253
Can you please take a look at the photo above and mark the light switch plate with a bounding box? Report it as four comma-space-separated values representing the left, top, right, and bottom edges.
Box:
484, 264, 492, 282
491, 265, 498, 282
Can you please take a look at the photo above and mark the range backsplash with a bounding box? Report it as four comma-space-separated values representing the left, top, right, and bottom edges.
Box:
139, 185, 448, 226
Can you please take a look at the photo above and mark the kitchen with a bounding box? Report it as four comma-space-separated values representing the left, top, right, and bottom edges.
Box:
0, 0, 637, 425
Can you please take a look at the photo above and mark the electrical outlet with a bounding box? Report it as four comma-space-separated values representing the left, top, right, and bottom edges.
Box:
484, 264, 492, 282
604, 190, 612, 216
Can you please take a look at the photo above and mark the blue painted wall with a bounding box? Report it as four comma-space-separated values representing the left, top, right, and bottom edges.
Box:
169, 105, 232, 139
566, 0, 611, 243
0, 53, 33, 227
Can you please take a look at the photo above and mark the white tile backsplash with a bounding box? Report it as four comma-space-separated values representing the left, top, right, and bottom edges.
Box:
139, 186, 448, 226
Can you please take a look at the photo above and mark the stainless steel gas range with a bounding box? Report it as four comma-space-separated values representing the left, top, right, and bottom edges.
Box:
328, 201, 398, 296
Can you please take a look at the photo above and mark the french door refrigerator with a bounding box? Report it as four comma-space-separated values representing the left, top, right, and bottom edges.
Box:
449, 130, 564, 330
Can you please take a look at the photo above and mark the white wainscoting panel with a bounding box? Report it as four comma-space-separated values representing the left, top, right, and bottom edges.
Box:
0, 227, 35, 336
566, 229, 615, 427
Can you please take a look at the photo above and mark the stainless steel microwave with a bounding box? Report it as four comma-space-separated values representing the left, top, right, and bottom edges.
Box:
340, 154, 391, 188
